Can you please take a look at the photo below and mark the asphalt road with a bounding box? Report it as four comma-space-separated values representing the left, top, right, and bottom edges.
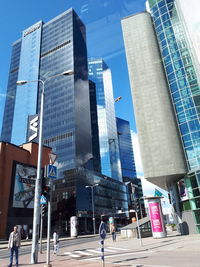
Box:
1, 235, 200, 267
0, 236, 99, 259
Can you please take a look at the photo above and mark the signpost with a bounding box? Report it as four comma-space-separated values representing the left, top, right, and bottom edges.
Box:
46, 165, 57, 179
99, 222, 107, 267
44, 153, 57, 267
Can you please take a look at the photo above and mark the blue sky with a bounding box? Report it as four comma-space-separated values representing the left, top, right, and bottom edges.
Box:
0, 0, 146, 133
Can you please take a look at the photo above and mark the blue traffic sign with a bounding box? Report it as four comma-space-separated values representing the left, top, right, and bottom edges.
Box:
40, 195, 47, 205
47, 164, 57, 179
99, 222, 107, 240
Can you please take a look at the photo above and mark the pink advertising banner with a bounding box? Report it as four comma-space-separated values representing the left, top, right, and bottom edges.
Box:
149, 202, 163, 232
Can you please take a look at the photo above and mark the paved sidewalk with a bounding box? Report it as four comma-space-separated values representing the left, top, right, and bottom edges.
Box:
1, 232, 200, 267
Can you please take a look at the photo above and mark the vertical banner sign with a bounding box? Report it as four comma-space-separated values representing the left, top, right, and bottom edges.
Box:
149, 202, 163, 232
148, 201, 166, 238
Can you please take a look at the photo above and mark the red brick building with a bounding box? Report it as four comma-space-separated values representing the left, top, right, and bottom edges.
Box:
0, 142, 51, 239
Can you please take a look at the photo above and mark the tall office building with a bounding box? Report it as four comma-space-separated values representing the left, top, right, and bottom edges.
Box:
116, 117, 145, 218
1, 9, 93, 179
116, 117, 136, 179
88, 58, 122, 181
122, 0, 200, 233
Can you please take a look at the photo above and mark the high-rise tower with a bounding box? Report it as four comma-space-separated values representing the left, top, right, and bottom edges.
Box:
88, 58, 122, 181
1, 9, 93, 179
116, 117, 136, 179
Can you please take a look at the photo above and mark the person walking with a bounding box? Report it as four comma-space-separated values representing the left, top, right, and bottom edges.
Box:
53, 231, 59, 255
8, 225, 21, 267
111, 223, 116, 242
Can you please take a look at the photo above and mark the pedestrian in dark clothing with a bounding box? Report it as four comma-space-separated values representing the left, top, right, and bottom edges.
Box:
8, 225, 21, 267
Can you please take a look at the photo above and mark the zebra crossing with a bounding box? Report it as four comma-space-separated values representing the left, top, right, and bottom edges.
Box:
64, 246, 130, 259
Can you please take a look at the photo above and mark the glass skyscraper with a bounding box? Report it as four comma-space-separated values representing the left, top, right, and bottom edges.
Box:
88, 58, 122, 181
148, 0, 200, 171
1, 9, 93, 179
147, 0, 200, 233
116, 117, 136, 179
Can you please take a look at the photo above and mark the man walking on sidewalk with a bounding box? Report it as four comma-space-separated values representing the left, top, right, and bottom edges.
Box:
8, 225, 21, 267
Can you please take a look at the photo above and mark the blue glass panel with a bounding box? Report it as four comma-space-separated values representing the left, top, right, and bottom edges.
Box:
166, 64, 174, 74
189, 120, 200, 132
158, 0, 165, 8
162, 47, 169, 57
180, 123, 189, 135
11, 21, 42, 145
182, 134, 191, 142
155, 18, 162, 28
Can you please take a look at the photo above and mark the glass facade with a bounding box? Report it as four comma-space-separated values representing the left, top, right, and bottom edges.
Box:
148, 0, 200, 233
52, 167, 128, 234
148, 0, 200, 171
88, 58, 122, 181
89, 80, 101, 172
11, 22, 42, 145
1, 9, 93, 179
116, 117, 136, 179
1, 40, 21, 142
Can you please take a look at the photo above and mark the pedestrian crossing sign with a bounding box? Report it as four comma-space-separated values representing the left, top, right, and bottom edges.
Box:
47, 164, 57, 179
40, 195, 47, 205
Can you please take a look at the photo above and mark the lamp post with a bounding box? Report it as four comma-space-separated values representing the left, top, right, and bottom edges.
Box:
85, 184, 99, 235
16, 70, 74, 264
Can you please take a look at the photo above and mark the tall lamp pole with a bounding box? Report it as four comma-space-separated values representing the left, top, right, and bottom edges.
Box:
85, 184, 99, 235
16, 70, 74, 264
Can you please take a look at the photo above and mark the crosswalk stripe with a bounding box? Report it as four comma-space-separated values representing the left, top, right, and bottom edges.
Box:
75, 250, 93, 256
107, 246, 130, 251
64, 246, 133, 259
81, 250, 155, 261
64, 252, 80, 258
87, 249, 102, 254
104, 248, 117, 252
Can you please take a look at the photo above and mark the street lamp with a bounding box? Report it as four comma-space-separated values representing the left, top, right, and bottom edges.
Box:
16, 69, 74, 264
85, 184, 99, 235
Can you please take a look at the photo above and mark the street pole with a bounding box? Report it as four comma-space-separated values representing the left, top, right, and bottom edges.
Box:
39, 205, 44, 254
31, 80, 45, 264
91, 186, 96, 235
45, 180, 53, 267
135, 210, 142, 246
85, 184, 99, 235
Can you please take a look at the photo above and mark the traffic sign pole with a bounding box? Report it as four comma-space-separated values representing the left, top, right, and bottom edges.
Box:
99, 221, 106, 267
101, 239, 105, 267
45, 179, 52, 267
39, 205, 44, 254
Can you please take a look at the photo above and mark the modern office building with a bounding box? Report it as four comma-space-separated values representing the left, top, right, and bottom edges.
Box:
88, 58, 122, 181
52, 167, 128, 234
116, 117, 136, 179
122, 0, 200, 233
1, 9, 93, 179
116, 117, 145, 218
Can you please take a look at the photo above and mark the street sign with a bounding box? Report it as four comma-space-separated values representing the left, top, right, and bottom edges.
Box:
47, 164, 57, 179
48, 152, 57, 165
99, 222, 107, 240
40, 195, 47, 205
